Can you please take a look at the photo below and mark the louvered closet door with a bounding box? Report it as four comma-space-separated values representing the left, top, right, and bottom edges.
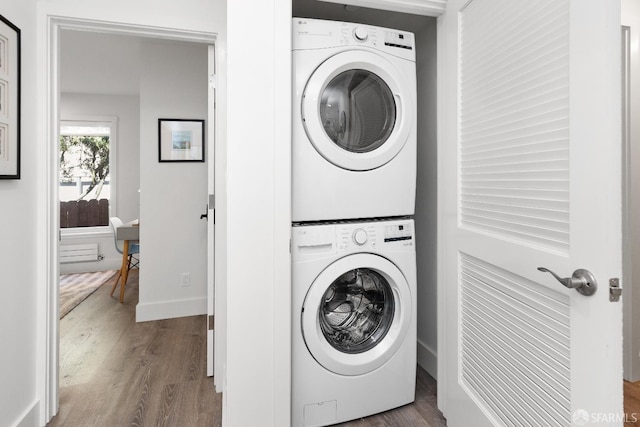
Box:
440, 0, 622, 426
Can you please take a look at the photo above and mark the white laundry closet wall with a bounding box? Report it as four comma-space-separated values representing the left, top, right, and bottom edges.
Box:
414, 18, 438, 376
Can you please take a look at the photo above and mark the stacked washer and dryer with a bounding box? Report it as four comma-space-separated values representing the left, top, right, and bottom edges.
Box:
291, 17, 419, 427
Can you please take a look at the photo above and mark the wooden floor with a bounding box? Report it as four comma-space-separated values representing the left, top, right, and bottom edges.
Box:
625, 380, 640, 426
48, 269, 446, 426
48, 270, 222, 427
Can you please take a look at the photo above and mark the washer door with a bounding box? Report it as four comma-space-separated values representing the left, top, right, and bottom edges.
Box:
302, 50, 413, 171
302, 253, 412, 376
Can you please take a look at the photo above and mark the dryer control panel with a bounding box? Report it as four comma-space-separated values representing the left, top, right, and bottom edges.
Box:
292, 18, 415, 62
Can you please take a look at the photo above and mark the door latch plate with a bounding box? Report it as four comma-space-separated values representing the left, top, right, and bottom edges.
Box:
610, 278, 622, 302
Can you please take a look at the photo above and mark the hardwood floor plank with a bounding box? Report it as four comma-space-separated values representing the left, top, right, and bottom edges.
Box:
413, 368, 447, 427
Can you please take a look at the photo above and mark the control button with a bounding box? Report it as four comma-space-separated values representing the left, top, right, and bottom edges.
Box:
353, 27, 368, 41
352, 228, 368, 245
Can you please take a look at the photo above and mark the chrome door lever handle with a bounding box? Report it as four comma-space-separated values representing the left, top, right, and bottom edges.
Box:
537, 267, 598, 296
537, 267, 582, 289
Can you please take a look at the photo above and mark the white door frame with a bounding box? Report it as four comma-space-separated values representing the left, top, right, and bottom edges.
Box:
39, 16, 217, 424
206, 44, 216, 379
622, 24, 632, 381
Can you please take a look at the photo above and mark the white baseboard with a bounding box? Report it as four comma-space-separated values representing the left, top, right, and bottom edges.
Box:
417, 338, 437, 380
136, 297, 207, 322
13, 400, 39, 427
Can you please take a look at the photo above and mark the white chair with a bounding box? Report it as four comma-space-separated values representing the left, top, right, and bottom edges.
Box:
110, 217, 140, 302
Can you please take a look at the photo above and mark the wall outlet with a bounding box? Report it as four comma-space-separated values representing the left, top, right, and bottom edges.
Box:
180, 273, 191, 287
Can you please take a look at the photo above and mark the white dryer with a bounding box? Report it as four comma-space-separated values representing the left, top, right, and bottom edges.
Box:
292, 218, 416, 427
292, 18, 417, 222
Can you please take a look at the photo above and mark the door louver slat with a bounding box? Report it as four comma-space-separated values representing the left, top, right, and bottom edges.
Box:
460, 253, 571, 426
460, 0, 570, 253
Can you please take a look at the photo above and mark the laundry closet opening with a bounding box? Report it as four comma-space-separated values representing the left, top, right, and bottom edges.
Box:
292, 0, 438, 379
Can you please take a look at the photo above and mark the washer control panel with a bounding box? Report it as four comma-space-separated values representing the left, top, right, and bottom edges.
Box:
292, 219, 414, 259
352, 228, 368, 245
335, 219, 414, 252
353, 26, 369, 42
383, 222, 413, 243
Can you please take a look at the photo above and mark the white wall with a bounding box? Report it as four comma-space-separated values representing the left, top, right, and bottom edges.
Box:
59, 93, 141, 274
37, 0, 222, 34
136, 40, 209, 322
1, 2, 40, 427
59, 31, 141, 96
225, 0, 291, 425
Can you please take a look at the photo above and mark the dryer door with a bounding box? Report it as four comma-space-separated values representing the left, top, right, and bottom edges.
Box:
301, 253, 412, 376
302, 50, 414, 171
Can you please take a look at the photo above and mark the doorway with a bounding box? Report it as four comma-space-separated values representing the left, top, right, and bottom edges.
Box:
44, 18, 217, 422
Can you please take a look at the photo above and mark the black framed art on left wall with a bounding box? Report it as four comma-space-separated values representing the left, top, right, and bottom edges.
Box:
0, 14, 20, 179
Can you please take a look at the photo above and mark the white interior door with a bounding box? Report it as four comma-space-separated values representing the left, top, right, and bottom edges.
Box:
207, 44, 216, 377
439, 0, 623, 425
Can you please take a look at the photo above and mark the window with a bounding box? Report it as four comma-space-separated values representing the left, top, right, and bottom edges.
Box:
59, 118, 117, 231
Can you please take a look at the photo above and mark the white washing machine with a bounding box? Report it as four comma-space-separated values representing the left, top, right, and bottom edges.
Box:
292, 218, 417, 427
292, 18, 417, 222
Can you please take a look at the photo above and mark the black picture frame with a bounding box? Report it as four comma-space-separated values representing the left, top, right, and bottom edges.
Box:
158, 119, 205, 162
0, 15, 20, 179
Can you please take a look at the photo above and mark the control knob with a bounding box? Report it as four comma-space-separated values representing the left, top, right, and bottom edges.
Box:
352, 228, 368, 246
353, 27, 368, 42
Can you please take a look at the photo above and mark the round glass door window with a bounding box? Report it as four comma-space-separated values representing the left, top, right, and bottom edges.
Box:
320, 70, 396, 153
319, 267, 395, 354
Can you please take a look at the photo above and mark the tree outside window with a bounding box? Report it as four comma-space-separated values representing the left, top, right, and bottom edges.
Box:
60, 135, 110, 200
59, 122, 114, 228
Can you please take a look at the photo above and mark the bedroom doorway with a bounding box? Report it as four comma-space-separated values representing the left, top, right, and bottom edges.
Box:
44, 19, 217, 422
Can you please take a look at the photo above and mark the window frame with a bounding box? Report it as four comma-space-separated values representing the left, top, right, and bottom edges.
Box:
59, 115, 118, 239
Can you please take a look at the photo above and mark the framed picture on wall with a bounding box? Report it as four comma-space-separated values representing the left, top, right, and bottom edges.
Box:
0, 15, 20, 179
158, 118, 205, 162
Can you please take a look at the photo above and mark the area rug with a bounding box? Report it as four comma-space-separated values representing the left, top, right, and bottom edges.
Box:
59, 270, 117, 319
